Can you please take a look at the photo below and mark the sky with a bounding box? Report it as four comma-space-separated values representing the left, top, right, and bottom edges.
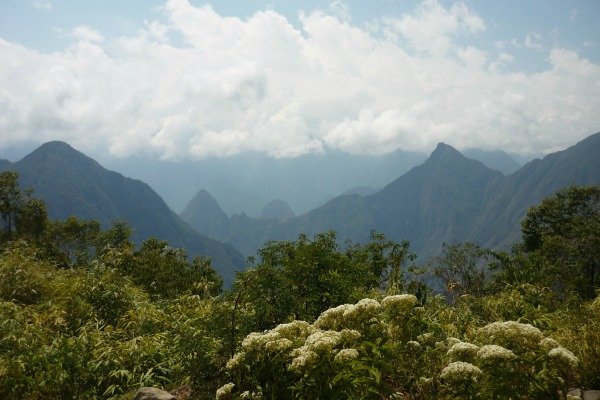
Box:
0, 0, 599, 160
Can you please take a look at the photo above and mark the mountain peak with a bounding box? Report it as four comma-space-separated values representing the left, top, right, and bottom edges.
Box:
191, 189, 222, 209
427, 142, 466, 164
40, 140, 72, 148
180, 188, 228, 229
33, 141, 80, 156
18, 140, 102, 175
432, 142, 460, 154
260, 199, 295, 221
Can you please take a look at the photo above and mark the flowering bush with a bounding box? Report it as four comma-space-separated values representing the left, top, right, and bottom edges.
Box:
224, 295, 581, 400
441, 320, 578, 399
223, 294, 444, 399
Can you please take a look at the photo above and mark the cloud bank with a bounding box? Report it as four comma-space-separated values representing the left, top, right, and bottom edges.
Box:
1, 0, 599, 158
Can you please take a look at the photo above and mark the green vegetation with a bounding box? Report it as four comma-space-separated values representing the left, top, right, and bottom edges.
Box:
0, 171, 598, 399
0, 141, 245, 283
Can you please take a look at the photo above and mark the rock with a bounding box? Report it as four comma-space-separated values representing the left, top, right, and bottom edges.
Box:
132, 387, 176, 400
584, 390, 600, 400
569, 388, 583, 397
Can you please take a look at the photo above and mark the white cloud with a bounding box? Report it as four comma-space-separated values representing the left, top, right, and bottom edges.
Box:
71, 25, 105, 42
489, 50, 514, 72
328, 1, 351, 22
31, 0, 52, 11
383, 0, 485, 56
524, 32, 543, 51
0, 0, 599, 159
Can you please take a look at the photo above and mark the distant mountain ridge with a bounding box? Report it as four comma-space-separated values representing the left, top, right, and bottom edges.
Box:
462, 148, 522, 175
101, 149, 429, 216
260, 199, 295, 221
0, 141, 245, 284
181, 132, 600, 258
101, 146, 523, 218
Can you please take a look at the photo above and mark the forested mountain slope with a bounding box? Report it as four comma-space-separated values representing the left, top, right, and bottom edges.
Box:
0, 141, 245, 282
469, 131, 600, 248
182, 132, 600, 258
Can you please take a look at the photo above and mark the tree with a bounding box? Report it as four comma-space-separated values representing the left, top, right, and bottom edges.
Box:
230, 231, 415, 333
122, 237, 221, 300
431, 242, 489, 302
519, 186, 600, 299
347, 230, 415, 292
15, 198, 48, 241
0, 171, 48, 244
46, 216, 101, 267
0, 171, 22, 239
94, 219, 133, 255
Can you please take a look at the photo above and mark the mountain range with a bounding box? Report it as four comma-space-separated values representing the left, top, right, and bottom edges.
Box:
1, 133, 596, 281
98, 147, 525, 218
180, 132, 600, 258
0, 141, 245, 284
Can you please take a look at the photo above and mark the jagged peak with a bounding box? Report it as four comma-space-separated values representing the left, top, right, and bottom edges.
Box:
427, 142, 465, 163
195, 188, 215, 200
182, 188, 227, 218
192, 189, 224, 208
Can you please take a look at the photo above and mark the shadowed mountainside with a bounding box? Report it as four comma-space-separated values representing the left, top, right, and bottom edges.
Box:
0, 142, 245, 284
181, 132, 600, 258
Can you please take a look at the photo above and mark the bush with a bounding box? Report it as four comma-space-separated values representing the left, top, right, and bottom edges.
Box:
222, 295, 580, 400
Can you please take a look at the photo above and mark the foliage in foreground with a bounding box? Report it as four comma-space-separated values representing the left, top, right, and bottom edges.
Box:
221, 295, 579, 399
0, 171, 598, 399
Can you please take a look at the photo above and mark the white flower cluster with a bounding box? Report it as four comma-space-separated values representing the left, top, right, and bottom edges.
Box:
340, 328, 361, 342
476, 344, 517, 361
229, 300, 374, 377
417, 332, 434, 344
289, 330, 343, 371
477, 321, 543, 352
440, 361, 482, 383
538, 337, 560, 351
304, 330, 342, 352
447, 341, 479, 359
226, 351, 246, 370
216, 382, 235, 400
313, 298, 386, 332
548, 347, 578, 369
264, 338, 293, 352
314, 304, 353, 330
227, 321, 316, 371
342, 298, 382, 326
406, 340, 422, 352
239, 390, 262, 399
241, 331, 281, 352
273, 320, 315, 339
334, 348, 359, 363
382, 294, 417, 313
290, 348, 318, 371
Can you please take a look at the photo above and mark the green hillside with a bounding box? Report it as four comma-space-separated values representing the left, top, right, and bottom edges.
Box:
0, 142, 245, 283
